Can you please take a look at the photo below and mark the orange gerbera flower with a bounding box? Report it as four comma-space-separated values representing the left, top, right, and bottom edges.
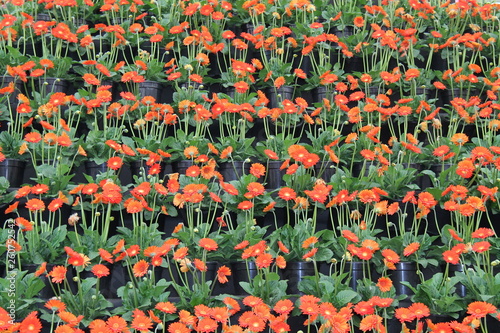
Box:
278, 187, 296, 201
358, 189, 378, 203
403, 242, 420, 256
275, 255, 286, 269
217, 265, 231, 284
467, 301, 497, 318
133, 260, 149, 277
381, 249, 400, 264
376, 277, 393, 292
173, 247, 189, 260
255, 253, 273, 268
107, 157, 123, 170
450, 133, 469, 146
302, 248, 318, 259
107, 316, 128, 333
245, 182, 265, 198
237, 200, 253, 210
155, 302, 177, 314
359, 315, 383, 332
15, 217, 33, 232
471, 228, 495, 239
264, 149, 279, 160
44, 299, 66, 312
199, 238, 218, 251
273, 299, 294, 315
249, 163, 266, 178
342, 229, 359, 243
19, 312, 42, 333
472, 241, 491, 253
167, 322, 190, 333
48, 266, 67, 283
91, 264, 110, 278
302, 236, 319, 249
442, 249, 460, 264
34, 262, 47, 277
25, 198, 45, 211
394, 307, 415, 323
183, 146, 199, 159
409, 303, 430, 319
131, 315, 153, 332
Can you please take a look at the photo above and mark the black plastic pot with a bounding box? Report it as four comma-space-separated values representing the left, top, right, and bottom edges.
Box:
390, 262, 419, 298
279, 261, 315, 295
0, 159, 27, 188
265, 86, 294, 109
351, 161, 377, 177
313, 86, 332, 103
172, 160, 195, 175
344, 56, 364, 73
420, 163, 454, 190
314, 161, 338, 182
347, 261, 366, 291
447, 264, 467, 297
138, 80, 164, 102
37, 77, 70, 94
264, 160, 285, 190
231, 261, 258, 295
218, 161, 250, 182
84, 161, 109, 178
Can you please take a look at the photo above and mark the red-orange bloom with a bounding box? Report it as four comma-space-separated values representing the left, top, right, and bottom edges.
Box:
19, 312, 42, 333
237, 200, 254, 210
471, 227, 495, 239
216, 265, 231, 284
395, 307, 415, 323
107, 157, 123, 170
408, 303, 430, 319
106, 316, 128, 333
155, 302, 177, 314
133, 260, 149, 277
278, 187, 296, 201
44, 299, 66, 312
91, 264, 110, 278
255, 253, 273, 269
467, 301, 497, 318
442, 249, 460, 264
131, 315, 153, 332
403, 243, 420, 256
381, 249, 400, 264
48, 266, 67, 283
199, 238, 218, 251
342, 229, 359, 243
25, 198, 45, 211
359, 315, 383, 332
376, 277, 393, 292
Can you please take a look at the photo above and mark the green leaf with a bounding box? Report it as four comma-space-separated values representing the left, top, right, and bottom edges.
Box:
333, 290, 360, 307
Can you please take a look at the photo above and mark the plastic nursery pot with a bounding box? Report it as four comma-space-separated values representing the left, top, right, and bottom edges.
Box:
0, 159, 27, 188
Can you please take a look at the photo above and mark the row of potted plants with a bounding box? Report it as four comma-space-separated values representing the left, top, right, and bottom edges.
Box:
2, 215, 500, 331
3, 0, 500, 332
